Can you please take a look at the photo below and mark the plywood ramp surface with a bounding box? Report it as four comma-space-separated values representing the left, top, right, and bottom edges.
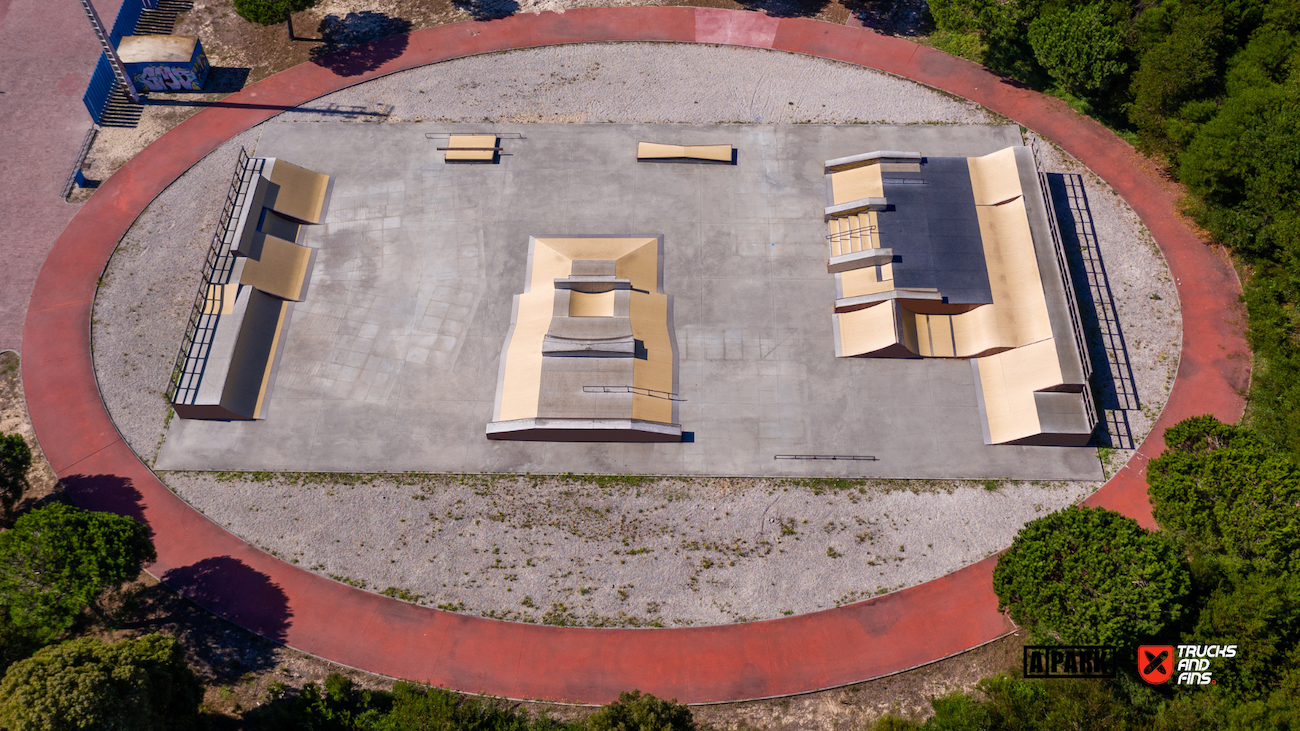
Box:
637, 142, 732, 162
977, 198, 1053, 347
837, 303, 900, 357
495, 237, 675, 427
830, 165, 883, 205
266, 159, 332, 224
967, 147, 1024, 206
446, 134, 498, 161
976, 339, 1064, 444
239, 235, 313, 301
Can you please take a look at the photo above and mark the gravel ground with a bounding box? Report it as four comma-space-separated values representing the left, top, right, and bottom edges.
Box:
283, 43, 994, 125
92, 43, 1180, 626
166, 472, 1089, 626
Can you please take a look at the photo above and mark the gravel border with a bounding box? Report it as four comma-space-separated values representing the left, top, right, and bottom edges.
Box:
91, 43, 1179, 626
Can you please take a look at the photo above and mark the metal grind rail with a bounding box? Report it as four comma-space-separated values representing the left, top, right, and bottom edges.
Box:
825, 223, 879, 243
166, 148, 259, 404
774, 454, 879, 461
583, 385, 684, 401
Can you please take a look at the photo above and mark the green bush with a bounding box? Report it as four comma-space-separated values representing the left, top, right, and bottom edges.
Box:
587, 691, 695, 731
232, 0, 318, 27
1147, 416, 1300, 573
1185, 569, 1300, 700
1128, 11, 1226, 151
869, 673, 1146, 730
0, 504, 156, 653
0, 433, 30, 521
0, 634, 202, 731
1027, 4, 1127, 95
992, 506, 1190, 646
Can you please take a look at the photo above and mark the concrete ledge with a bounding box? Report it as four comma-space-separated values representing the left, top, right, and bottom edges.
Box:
835, 288, 942, 313
824, 150, 922, 172
486, 418, 683, 442
828, 248, 893, 273
825, 197, 888, 221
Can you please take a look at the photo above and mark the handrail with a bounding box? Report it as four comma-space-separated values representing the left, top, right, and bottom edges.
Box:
166, 148, 258, 404
582, 385, 684, 401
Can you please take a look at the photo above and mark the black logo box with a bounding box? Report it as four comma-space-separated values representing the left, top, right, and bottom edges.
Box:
1023, 646, 1117, 678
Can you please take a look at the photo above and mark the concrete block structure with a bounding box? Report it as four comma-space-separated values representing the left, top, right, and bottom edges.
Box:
171, 157, 333, 420
488, 235, 681, 442
118, 35, 209, 92
825, 146, 1096, 446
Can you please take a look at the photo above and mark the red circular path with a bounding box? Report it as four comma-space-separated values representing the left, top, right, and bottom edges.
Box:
23, 8, 1249, 704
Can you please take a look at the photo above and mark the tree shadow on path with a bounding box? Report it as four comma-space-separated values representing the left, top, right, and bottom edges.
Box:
311, 12, 412, 77
162, 556, 294, 645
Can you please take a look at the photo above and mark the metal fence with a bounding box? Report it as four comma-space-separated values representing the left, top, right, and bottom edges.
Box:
82, 54, 117, 125
166, 148, 259, 405
81, 0, 156, 125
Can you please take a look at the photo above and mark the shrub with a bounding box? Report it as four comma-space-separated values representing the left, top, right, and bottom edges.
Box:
1185, 569, 1300, 700
0, 433, 30, 521
1128, 11, 1225, 151
992, 506, 1190, 647
870, 673, 1145, 730
0, 504, 156, 652
1027, 4, 1127, 96
0, 634, 202, 731
587, 691, 695, 731
1147, 416, 1300, 573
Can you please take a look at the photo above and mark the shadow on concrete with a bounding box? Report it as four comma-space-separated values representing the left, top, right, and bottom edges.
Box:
162, 556, 293, 643
60, 472, 148, 530
1046, 172, 1141, 450
454, 0, 520, 21
310, 12, 413, 77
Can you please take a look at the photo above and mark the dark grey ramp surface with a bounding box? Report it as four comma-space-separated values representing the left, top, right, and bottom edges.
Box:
155, 123, 1101, 480
877, 157, 992, 305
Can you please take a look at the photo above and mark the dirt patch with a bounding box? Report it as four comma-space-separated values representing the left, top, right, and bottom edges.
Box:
0, 352, 60, 513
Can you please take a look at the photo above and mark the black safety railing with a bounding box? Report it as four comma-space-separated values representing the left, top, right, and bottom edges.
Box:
166, 148, 260, 404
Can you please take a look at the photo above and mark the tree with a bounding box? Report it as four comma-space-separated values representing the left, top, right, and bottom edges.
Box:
1128, 11, 1225, 151
587, 691, 695, 731
0, 634, 201, 731
1147, 416, 1300, 573
0, 504, 155, 650
0, 433, 31, 521
1186, 569, 1300, 701
233, 0, 320, 40
992, 506, 1190, 647
1027, 4, 1127, 96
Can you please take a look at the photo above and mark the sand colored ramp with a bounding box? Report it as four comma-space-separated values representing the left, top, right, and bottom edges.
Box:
973, 339, 1091, 445
491, 236, 679, 440
637, 142, 733, 163
967, 147, 1025, 206
239, 233, 316, 302
445, 134, 498, 162
264, 158, 334, 224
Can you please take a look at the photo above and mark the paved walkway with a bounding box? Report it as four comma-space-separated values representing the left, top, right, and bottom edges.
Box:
22, 8, 1249, 704
0, 0, 120, 352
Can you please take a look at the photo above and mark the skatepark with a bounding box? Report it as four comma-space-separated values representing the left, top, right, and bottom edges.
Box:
20, 8, 1248, 704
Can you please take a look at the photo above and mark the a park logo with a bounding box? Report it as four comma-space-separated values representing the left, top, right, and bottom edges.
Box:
1138, 645, 1175, 685
1022, 646, 1117, 678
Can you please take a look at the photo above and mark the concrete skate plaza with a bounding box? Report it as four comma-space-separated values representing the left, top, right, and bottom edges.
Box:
157, 122, 1101, 480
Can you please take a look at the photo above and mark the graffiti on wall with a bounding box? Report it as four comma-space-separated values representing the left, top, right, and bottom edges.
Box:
135, 65, 201, 91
